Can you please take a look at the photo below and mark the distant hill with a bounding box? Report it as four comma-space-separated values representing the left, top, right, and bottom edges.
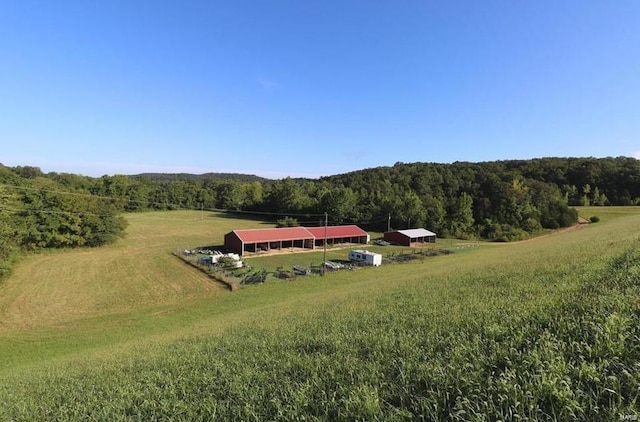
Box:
129, 172, 271, 183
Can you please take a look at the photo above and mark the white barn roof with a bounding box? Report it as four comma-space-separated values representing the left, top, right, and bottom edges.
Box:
397, 228, 436, 238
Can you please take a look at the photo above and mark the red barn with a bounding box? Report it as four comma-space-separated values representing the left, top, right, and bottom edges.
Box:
384, 228, 436, 246
306, 225, 369, 247
224, 225, 369, 256
224, 227, 315, 256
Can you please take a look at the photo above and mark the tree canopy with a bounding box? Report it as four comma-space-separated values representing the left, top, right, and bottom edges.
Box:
0, 166, 128, 279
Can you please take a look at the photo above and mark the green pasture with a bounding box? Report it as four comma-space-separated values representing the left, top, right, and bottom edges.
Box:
1, 208, 640, 419
242, 242, 445, 273
577, 205, 640, 222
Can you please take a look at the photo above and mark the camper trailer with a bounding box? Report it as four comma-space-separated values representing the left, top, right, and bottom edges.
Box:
348, 250, 382, 267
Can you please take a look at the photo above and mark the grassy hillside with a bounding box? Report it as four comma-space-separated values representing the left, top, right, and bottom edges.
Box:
0, 211, 266, 368
1, 208, 639, 420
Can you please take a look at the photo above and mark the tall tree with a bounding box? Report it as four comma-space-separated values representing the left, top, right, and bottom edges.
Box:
320, 186, 359, 224
264, 177, 312, 214
446, 192, 475, 238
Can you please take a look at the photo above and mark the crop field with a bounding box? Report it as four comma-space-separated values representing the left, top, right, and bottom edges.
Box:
1, 208, 640, 420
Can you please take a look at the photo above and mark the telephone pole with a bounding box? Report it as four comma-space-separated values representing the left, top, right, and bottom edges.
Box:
322, 212, 328, 276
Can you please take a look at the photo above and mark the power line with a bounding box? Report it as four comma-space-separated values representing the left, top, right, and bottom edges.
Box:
0, 183, 329, 218
1, 183, 175, 208
220, 209, 325, 218
0, 205, 119, 218
1, 183, 394, 227
2, 183, 123, 200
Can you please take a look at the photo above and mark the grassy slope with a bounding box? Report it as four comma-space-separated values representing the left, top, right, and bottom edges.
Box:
0, 208, 636, 368
0, 211, 257, 369
1, 208, 639, 418
0, 211, 473, 371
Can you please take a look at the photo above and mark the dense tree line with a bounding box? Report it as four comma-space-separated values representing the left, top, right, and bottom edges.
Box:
0, 166, 127, 279
1, 156, 639, 278
130, 172, 267, 183
89, 156, 635, 241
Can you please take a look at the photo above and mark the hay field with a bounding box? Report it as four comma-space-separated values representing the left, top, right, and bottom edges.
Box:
0, 211, 271, 368
0, 212, 238, 330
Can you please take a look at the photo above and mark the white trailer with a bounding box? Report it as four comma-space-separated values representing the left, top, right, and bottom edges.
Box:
211, 252, 240, 264
348, 250, 382, 267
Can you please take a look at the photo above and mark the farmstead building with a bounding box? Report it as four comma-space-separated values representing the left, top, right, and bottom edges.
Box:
224, 225, 369, 256
384, 228, 437, 246
306, 225, 369, 247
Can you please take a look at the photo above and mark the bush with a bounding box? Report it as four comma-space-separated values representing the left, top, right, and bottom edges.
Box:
276, 216, 299, 227
590, 216, 600, 223
481, 223, 528, 242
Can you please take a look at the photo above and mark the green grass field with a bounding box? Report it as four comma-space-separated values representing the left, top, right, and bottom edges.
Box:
1, 208, 639, 420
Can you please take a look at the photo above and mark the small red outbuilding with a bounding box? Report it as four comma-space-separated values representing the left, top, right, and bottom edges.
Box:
384, 228, 437, 247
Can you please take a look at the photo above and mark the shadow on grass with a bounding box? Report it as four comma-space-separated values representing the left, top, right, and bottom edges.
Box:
209, 211, 278, 226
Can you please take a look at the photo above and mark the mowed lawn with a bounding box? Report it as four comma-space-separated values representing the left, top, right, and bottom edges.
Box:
0, 212, 238, 330
0, 207, 639, 373
0, 211, 268, 369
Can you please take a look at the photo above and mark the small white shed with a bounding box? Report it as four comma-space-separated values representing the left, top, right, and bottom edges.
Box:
349, 250, 382, 267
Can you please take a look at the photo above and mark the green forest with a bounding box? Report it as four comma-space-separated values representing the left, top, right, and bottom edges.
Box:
1, 156, 640, 279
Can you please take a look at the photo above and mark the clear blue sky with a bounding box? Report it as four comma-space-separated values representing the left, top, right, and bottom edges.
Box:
1, 1, 639, 179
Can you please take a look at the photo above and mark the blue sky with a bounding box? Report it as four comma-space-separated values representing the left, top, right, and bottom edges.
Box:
1, 1, 639, 179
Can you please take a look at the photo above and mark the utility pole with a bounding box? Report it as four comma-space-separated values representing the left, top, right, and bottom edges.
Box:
322, 212, 328, 276
387, 213, 391, 232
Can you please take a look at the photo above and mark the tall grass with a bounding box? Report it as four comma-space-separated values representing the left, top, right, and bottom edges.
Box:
1, 209, 639, 420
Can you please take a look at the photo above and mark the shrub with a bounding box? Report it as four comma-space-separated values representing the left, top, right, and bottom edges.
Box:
590, 216, 600, 223
276, 216, 299, 227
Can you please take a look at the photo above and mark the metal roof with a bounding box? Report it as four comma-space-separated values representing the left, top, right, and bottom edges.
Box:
229, 225, 368, 243
232, 227, 315, 243
305, 225, 368, 239
396, 228, 437, 238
